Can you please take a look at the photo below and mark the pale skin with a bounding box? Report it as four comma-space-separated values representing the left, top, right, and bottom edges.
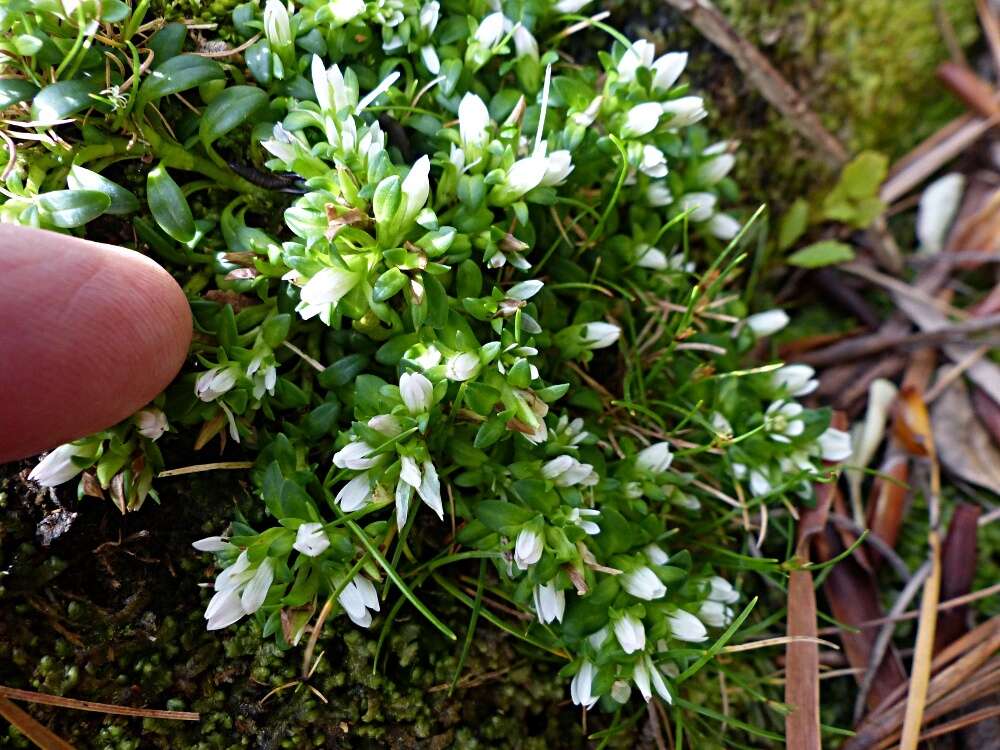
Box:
0, 225, 193, 462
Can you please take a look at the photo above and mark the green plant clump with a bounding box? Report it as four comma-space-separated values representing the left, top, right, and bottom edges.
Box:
2, 0, 852, 733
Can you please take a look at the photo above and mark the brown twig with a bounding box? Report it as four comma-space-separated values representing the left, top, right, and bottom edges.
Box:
0, 687, 199, 720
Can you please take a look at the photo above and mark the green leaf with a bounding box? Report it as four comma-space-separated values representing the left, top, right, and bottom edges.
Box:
199, 85, 268, 146
262, 314, 292, 348
147, 22, 187, 64
67, 165, 139, 215
31, 79, 100, 123
474, 500, 536, 532
138, 54, 224, 104
777, 197, 809, 251
787, 240, 855, 269
837, 151, 888, 200
147, 164, 195, 242
0, 78, 39, 108
372, 267, 408, 302
36, 190, 110, 228
318, 353, 369, 388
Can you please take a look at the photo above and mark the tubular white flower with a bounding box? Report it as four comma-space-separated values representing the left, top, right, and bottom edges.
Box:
917, 172, 964, 253
540, 150, 574, 186
458, 92, 490, 150
240, 559, 274, 616
666, 609, 708, 642
514, 528, 543, 570
512, 25, 538, 59
333, 441, 379, 470
192, 536, 234, 552
745, 309, 789, 338
195, 366, 238, 402
542, 455, 598, 487
419, 0, 439, 30
399, 454, 422, 489
636, 441, 673, 473
28, 444, 85, 487
636, 243, 668, 270
818, 427, 852, 462
711, 412, 733, 437
614, 613, 646, 654
708, 576, 739, 604
294, 522, 330, 557
420, 45, 440, 74
633, 657, 652, 701
698, 152, 735, 185
401, 155, 430, 222
661, 96, 706, 127
570, 660, 599, 709
765, 400, 805, 443
697, 599, 733, 627
582, 322, 621, 349
774, 364, 818, 397
644, 543, 669, 565
639, 144, 668, 178
300, 266, 360, 308
679, 192, 717, 222
707, 213, 741, 240
555, 0, 593, 12
339, 574, 380, 627
622, 566, 667, 600
617, 39, 655, 83
533, 581, 565, 624
568, 508, 601, 535
444, 352, 480, 381
622, 102, 661, 138
474, 11, 506, 47
646, 181, 674, 207
634, 655, 673, 703
328, 0, 366, 24
205, 589, 245, 630
135, 408, 168, 440
651, 51, 687, 91
418, 460, 444, 519
263, 0, 291, 47
334, 473, 372, 512
504, 156, 547, 196
400, 371, 433, 414
749, 468, 773, 497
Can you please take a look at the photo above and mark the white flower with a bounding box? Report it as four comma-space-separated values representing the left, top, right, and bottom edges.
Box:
633, 655, 673, 703
263, 0, 291, 47
300, 266, 360, 308
399, 371, 433, 414
617, 39, 655, 83
28, 444, 85, 487
540, 150, 574, 186
568, 508, 601, 535
555, 0, 593, 11
204, 589, 244, 630
420, 45, 440, 74
205, 553, 273, 630
697, 599, 733, 628
622, 566, 667, 600
570, 661, 599, 709
419, 1, 439, 29
582, 322, 621, 349
542, 455, 598, 487
749, 468, 772, 497
698, 153, 735, 185
514, 528, 543, 570
680, 192, 717, 222
765, 400, 805, 443
708, 576, 739, 604
195, 366, 238, 402
588, 627, 608, 649
505, 156, 547, 196
708, 213, 741, 240
644, 543, 669, 565
458, 92, 490, 150
247, 356, 278, 399
622, 102, 661, 138
417, 460, 444, 518
745, 309, 789, 338
917, 172, 964, 253
635, 243, 668, 270
570, 95, 603, 127
240, 558, 274, 614
328, 0, 366, 24
818, 427, 852, 462
651, 51, 687, 91
661, 96, 706, 127
338, 574, 380, 627
335, 472, 372, 511
333, 441, 379, 470
192, 535, 234, 552
444, 352, 480, 381
474, 11, 506, 47
533, 582, 565, 624
639, 144, 668, 178
512, 25, 538, 60
646, 181, 674, 207
401, 155, 430, 223
614, 613, 646, 653
666, 609, 708, 642
711, 412, 733, 438
134, 408, 168, 440
636, 442, 672, 473
294, 522, 330, 556
774, 364, 818, 397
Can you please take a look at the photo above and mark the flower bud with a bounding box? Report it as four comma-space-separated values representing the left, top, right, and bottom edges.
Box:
622, 102, 661, 138
399, 371, 433, 414
622, 566, 667, 600
614, 613, 646, 653
135, 408, 169, 440
666, 609, 708, 642
745, 309, 789, 338
514, 527, 543, 570
661, 96, 706, 127
636, 441, 672, 473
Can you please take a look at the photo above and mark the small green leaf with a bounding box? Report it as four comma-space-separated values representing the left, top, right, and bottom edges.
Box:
31, 79, 100, 123
787, 240, 856, 268
262, 314, 292, 348
0, 78, 39, 108
13, 35, 43, 56
777, 197, 809, 251
36, 190, 110, 228
138, 54, 224, 104
67, 165, 139, 215
147, 22, 187, 64
147, 164, 196, 242
372, 267, 408, 302
199, 85, 268, 146
474, 500, 536, 532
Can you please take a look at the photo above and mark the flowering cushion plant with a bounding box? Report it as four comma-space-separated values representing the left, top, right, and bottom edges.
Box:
3, 0, 851, 714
